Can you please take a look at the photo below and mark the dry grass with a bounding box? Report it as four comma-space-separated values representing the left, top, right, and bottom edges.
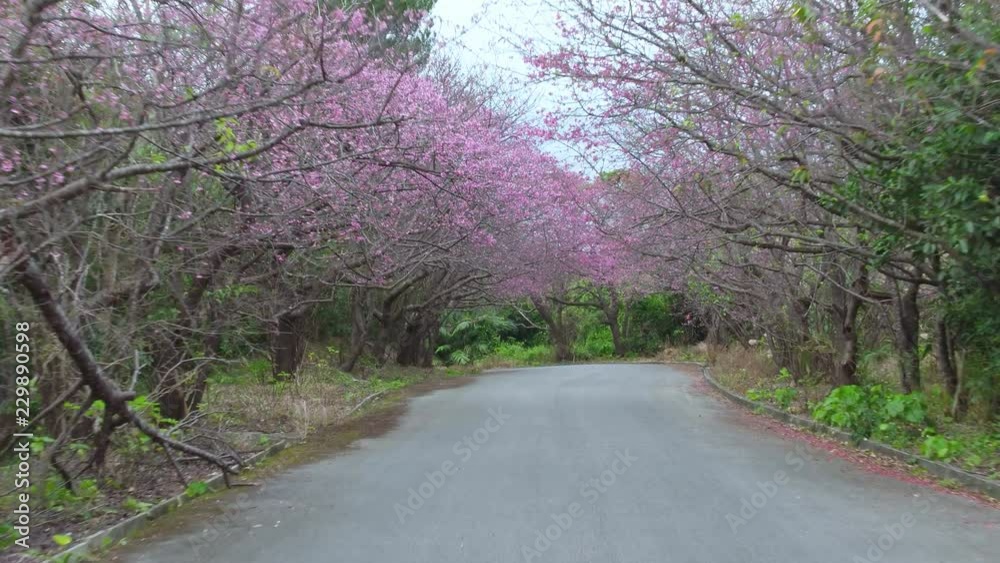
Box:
204, 375, 351, 436
709, 345, 777, 395
682, 344, 833, 414
657, 343, 709, 364
201, 351, 450, 438
202, 352, 350, 436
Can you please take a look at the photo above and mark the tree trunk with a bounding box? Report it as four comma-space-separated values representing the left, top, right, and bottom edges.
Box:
604, 290, 626, 357
827, 263, 865, 387
787, 297, 813, 381
340, 289, 368, 373
705, 312, 726, 346
935, 319, 957, 397
608, 318, 625, 357
396, 315, 425, 367
151, 334, 189, 421
531, 296, 572, 362
950, 351, 970, 421
186, 321, 220, 415
934, 318, 967, 418
272, 310, 307, 380
421, 314, 439, 368
894, 281, 921, 393
831, 326, 859, 386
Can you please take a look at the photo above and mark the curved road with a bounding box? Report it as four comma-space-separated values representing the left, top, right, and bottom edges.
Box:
113, 364, 999, 563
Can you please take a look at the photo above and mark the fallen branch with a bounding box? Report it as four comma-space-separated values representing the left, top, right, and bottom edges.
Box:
345, 391, 386, 418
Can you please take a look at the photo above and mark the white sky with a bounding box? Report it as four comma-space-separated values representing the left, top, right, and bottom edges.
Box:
429, 0, 596, 170
430, 0, 553, 84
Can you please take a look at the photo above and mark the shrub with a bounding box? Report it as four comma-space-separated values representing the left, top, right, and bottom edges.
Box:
436, 310, 520, 365
573, 325, 615, 360
625, 293, 695, 354
772, 387, 797, 410
812, 385, 927, 442
184, 481, 210, 498
488, 341, 554, 365
921, 433, 964, 462
746, 386, 798, 411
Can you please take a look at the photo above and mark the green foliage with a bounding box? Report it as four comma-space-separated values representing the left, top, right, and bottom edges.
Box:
75, 479, 99, 501
116, 429, 155, 459
122, 497, 153, 513
209, 358, 272, 384
489, 341, 554, 365
624, 293, 696, 353
435, 292, 688, 365
436, 310, 518, 365
772, 387, 797, 410
184, 481, 210, 499
206, 283, 259, 302
0, 522, 15, 549
52, 534, 72, 547
30, 435, 55, 455
746, 386, 797, 410
921, 432, 964, 462
310, 291, 354, 341
920, 424, 1000, 474
940, 287, 1000, 417
745, 368, 797, 410
812, 385, 927, 442
573, 325, 615, 360
128, 394, 176, 426
20, 474, 103, 516
835, 22, 1000, 416
369, 376, 409, 392
958, 430, 1000, 475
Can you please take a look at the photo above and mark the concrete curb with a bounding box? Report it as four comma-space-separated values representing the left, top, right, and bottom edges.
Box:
49, 440, 290, 562
691, 363, 1000, 500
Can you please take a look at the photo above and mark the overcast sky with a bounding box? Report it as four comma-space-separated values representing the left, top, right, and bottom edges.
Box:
430, 0, 548, 81
429, 1, 591, 163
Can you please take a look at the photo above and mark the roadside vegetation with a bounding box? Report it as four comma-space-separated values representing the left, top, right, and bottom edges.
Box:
701, 344, 999, 481
437, 292, 698, 368
0, 286, 687, 556
528, 0, 1000, 485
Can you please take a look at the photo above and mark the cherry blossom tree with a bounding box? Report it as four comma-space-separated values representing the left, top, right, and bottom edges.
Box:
0, 0, 615, 487
529, 0, 999, 407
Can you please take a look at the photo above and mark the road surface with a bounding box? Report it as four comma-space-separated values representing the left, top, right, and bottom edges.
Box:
113, 364, 999, 563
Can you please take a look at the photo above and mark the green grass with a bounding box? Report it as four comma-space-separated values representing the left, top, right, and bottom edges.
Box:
481, 341, 555, 367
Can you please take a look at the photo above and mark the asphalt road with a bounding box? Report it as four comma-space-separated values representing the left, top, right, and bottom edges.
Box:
114, 364, 999, 563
